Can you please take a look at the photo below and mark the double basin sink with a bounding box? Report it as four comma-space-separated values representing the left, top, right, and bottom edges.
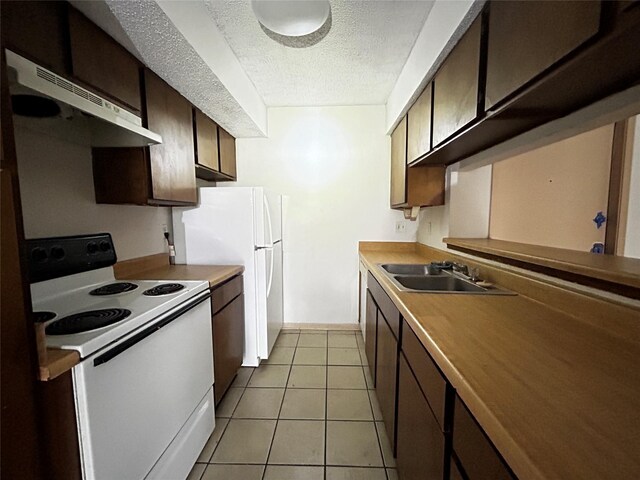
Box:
379, 263, 515, 295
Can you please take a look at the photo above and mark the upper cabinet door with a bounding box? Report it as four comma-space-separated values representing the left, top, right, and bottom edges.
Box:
390, 116, 408, 207
407, 83, 432, 164
194, 109, 220, 172
144, 70, 196, 204
218, 127, 237, 180
485, 1, 601, 110
68, 7, 142, 113
1, 1, 70, 75
432, 17, 482, 147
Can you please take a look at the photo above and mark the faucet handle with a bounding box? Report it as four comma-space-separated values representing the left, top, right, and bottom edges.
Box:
452, 262, 469, 275
468, 267, 480, 282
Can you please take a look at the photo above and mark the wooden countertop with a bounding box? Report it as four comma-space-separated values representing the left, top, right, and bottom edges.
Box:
445, 237, 640, 294
359, 242, 640, 480
117, 264, 244, 288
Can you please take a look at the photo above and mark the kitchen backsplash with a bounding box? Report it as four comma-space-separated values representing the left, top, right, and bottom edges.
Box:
14, 125, 171, 261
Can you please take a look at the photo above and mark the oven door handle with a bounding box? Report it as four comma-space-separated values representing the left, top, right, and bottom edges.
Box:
93, 290, 211, 367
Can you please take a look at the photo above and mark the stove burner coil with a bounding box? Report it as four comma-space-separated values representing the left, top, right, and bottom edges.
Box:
46, 308, 131, 335
89, 282, 138, 296
143, 283, 185, 296
33, 311, 56, 323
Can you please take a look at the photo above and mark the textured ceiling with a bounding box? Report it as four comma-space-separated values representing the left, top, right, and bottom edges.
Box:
205, 0, 435, 107
74, 0, 267, 137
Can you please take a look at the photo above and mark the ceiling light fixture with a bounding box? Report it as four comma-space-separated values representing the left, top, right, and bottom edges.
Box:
251, 0, 332, 48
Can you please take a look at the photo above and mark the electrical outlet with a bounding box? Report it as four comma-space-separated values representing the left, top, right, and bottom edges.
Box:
395, 221, 406, 233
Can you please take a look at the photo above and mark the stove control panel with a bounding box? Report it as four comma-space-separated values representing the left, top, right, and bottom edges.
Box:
26, 233, 117, 283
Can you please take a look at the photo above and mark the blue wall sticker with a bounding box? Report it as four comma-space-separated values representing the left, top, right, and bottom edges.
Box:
590, 242, 604, 254
593, 211, 606, 229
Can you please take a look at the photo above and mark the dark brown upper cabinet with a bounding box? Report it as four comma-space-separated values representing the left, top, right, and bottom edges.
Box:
1, 1, 70, 75
68, 6, 142, 114
391, 116, 445, 209
485, 1, 601, 110
218, 127, 237, 180
194, 109, 220, 175
432, 17, 482, 147
144, 70, 197, 204
194, 110, 237, 182
93, 71, 197, 206
412, 1, 640, 167
407, 83, 433, 164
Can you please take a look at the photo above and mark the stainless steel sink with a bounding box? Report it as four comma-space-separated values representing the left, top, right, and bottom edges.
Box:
380, 264, 442, 275
393, 275, 486, 292
377, 263, 515, 295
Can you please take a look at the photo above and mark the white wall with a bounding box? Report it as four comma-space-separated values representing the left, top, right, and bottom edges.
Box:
417, 163, 492, 248
623, 117, 640, 258
14, 125, 171, 261
231, 106, 417, 325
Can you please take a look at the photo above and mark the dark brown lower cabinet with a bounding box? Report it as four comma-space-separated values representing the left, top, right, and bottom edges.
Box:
375, 312, 398, 451
453, 396, 516, 480
396, 355, 446, 480
450, 457, 465, 480
365, 290, 378, 384
211, 276, 245, 405
212, 294, 244, 404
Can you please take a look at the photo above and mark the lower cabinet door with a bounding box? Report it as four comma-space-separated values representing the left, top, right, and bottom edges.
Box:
453, 396, 515, 480
396, 355, 445, 480
213, 294, 245, 405
365, 290, 378, 384
375, 314, 398, 451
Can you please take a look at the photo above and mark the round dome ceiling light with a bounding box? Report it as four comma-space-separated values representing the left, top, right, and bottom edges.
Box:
251, 0, 332, 48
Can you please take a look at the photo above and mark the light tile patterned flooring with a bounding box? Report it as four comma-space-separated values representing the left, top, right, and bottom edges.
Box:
187, 329, 398, 480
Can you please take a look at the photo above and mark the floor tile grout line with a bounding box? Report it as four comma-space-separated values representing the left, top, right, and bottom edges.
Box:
260, 334, 297, 479
208, 371, 253, 463
324, 329, 329, 480
365, 367, 389, 471
208, 361, 258, 462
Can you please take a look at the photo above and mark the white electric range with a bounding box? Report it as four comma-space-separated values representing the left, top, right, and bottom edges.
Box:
29, 234, 214, 480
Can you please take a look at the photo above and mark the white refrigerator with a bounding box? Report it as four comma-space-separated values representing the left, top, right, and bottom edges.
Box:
172, 187, 284, 366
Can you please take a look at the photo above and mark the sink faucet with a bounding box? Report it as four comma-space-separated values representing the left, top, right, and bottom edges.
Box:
451, 262, 481, 282
452, 262, 469, 276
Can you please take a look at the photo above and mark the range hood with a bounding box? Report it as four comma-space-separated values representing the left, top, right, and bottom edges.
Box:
5, 49, 162, 147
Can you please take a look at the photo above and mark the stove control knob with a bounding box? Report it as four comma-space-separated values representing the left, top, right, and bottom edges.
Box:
87, 242, 98, 254
31, 247, 48, 263
50, 246, 65, 260
99, 241, 111, 252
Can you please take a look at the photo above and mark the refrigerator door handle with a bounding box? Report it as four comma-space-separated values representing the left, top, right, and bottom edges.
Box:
266, 246, 274, 297
264, 194, 274, 248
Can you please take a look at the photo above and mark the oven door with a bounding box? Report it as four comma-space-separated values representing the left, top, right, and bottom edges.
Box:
72, 290, 213, 480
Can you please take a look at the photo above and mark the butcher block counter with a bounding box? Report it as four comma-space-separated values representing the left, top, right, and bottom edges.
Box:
359, 242, 640, 480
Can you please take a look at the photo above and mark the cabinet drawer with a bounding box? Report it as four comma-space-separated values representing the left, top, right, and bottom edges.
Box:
367, 273, 400, 339
453, 396, 515, 480
396, 355, 445, 480
402, 320, 448, 431
211, 275, 244, 315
